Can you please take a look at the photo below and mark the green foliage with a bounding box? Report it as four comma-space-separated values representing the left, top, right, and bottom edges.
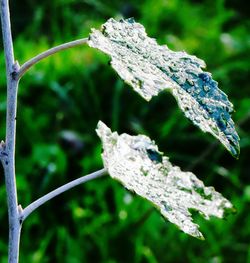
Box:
1, 0, 250, 262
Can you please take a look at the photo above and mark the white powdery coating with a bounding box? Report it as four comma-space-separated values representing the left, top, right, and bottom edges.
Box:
88, 18, 240, 158
96, 121, 234, 239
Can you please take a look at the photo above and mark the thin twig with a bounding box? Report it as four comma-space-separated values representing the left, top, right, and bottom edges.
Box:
17, 38, 88, 79
21, 168, 107, 221
1, 0, 21, 262
0, 0, 14, 72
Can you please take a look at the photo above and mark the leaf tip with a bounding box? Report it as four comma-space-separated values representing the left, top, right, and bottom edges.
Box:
222, 204, 237, 218
96, 121, 112, 139
229, 141, 240, 159
199, 235, 206, 241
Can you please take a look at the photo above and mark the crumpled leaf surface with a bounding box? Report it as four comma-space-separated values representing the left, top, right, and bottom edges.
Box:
88, 18, 240, 158
96, 121, 234, 239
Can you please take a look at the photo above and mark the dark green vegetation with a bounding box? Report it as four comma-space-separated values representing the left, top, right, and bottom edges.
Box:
0, 0, 250, 262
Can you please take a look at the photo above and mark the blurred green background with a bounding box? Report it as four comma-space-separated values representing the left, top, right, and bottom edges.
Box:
0, 0, 250, 262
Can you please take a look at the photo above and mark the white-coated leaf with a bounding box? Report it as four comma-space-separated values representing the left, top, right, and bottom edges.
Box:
96, 121, 234, 239
88, 18, 240, 158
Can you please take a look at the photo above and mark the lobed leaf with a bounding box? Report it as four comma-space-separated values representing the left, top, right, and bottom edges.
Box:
88, 18, 240, 158
96, 121, 235, 239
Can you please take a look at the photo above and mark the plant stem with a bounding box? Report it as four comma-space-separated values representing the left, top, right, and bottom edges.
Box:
1, 0, 21, 262
21, 168, 107, 221
17, 38, 88, 79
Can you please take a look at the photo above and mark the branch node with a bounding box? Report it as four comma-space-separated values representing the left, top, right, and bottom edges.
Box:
18, 205, 23, 225
0, 140, 6, 149
10, 61, 20, 81
0, 141, 8, 163
18, 204, 23, 214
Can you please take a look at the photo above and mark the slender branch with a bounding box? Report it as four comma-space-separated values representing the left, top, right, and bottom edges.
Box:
17, 38, 88, 79
21, 168, 107, 221
0, 0, 14, 72
1, 0, 21, 262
